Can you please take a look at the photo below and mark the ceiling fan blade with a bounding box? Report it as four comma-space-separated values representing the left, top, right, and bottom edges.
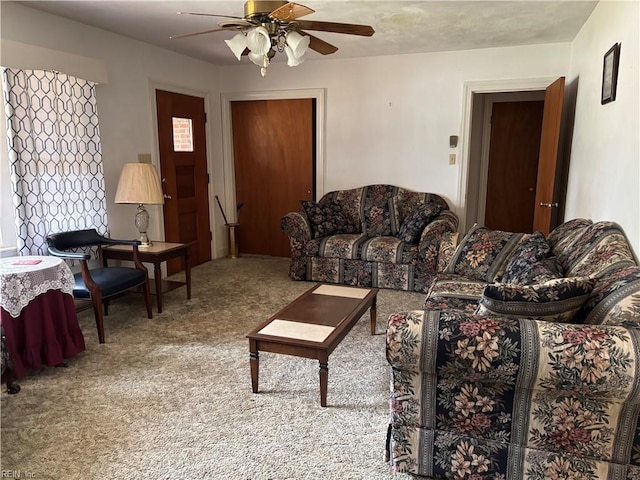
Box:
219, 20, 254, 28
269, 2, 315, 21
295, 20, 374, 37
301, 32, 338, 55
170, 27, 243, 40
178, 11, 245, 21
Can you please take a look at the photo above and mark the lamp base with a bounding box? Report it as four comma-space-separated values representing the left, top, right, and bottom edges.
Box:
135, 204, 153, 247
139, 234, 152, 248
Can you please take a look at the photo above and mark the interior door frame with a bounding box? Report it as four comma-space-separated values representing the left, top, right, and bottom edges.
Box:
221, 89, 326, 224
148, 81, 215, 265
457, 77, 558, 234
476, 91, 546, 225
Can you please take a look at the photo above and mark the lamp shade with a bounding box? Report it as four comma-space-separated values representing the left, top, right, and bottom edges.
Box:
115, 163, 164, 205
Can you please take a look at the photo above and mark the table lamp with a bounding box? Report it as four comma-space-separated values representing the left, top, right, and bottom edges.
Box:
114, 162, 164, 247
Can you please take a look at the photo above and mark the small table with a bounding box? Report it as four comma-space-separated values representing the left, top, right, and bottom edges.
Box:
102, 241, 192, 313
246, 284, 378, 407
0, 256, 85, 379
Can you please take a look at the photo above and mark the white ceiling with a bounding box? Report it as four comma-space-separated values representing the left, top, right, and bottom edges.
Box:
16, 1, 599, 66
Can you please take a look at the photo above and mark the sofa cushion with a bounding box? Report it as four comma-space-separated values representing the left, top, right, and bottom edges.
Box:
362, 185, 399, 237
301, 200, 358, 239
396, 202, 442, 245
500, 232, 562, 285
424, 274, 486, 313
476, 277, 596, 323
506, 255, 563, 285
500, 231, 550, 283
326, 187, 365, 231
547, 218, 592, 255
445, 225, 525, 282
560, 222, 637, 278
305, 233, 367, 259
390, 190, 449, 225
360, 236, 409, 263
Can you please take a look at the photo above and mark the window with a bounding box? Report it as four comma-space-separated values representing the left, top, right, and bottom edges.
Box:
2, 68, 109, 255
172, 117, 194, 152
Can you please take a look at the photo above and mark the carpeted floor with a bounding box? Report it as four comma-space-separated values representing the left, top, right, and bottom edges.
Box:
1, 256, 424, 479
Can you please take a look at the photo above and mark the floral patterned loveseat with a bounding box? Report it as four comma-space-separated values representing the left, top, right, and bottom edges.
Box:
281, 185, 458, 292
386, 219, 640, 478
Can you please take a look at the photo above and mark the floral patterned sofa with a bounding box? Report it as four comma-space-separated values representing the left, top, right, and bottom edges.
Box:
386, 219, 640, 479
280, 184, 458, 292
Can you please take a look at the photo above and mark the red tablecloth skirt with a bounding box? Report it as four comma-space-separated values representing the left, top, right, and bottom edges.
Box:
1, 289, 85, 378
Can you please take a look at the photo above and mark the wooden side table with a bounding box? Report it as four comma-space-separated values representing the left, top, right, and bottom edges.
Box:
102, 241, 192, 313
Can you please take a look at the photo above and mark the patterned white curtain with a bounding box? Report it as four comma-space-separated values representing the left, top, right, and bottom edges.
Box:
2, 68, 109, 255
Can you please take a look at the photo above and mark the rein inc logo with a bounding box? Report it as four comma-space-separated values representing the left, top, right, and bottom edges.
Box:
1, 472, 36, 478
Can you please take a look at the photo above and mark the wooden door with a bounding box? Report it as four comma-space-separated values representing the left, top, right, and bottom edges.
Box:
155, 90, 211, 273
231, 99, 314, 257
533, 77, 565, 235
485, 101, 544, 232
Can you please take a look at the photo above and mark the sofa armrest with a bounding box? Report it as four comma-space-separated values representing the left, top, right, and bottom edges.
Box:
387, 308, 640, 480
281, 210, 312, 243
281, 211, 313, 280
414, 210, 459, 281
387, 309, 639, 399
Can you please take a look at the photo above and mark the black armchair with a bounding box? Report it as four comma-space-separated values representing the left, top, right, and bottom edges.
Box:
46, 229, 153, 344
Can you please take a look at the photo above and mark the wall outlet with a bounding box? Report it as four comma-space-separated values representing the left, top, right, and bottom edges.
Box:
449, 154, 456, 165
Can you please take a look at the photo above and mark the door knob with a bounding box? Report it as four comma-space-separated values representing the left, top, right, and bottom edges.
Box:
164, 194, 172, 200
539, 202, 558, 208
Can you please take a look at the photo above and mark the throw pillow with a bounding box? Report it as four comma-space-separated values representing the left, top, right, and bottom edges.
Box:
511, 256, 563, 284
476, 277, 596, 323
501, 231, 552, 284
444, 224, 524, 282
301, 200, 358, 239
396, 202, 442, 244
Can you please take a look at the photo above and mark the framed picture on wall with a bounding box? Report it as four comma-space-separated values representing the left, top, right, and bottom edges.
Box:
601, 43, 621, 105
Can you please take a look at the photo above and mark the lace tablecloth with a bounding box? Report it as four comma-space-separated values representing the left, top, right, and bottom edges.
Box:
0, 256, 75, 318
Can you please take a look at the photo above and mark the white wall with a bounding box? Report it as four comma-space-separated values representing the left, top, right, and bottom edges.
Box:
566, 0, 640, 254
0, 2, 227, 256
218, 44, 571, 211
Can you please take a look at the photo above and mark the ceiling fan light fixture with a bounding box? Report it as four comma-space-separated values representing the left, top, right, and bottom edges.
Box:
248, 51, 269, 67
285, 30, 310, 58
246, 26, 271, 55
172, 2, 375, 77
284, 45, 305, 67
225, 33, 248, 61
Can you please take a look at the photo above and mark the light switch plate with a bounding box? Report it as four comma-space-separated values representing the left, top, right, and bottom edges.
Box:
137, 153, 152, 164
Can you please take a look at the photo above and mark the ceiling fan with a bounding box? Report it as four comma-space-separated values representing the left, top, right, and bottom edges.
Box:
170, 1, 375, 76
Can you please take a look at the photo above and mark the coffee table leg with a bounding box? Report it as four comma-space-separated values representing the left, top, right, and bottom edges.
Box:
249, 341, 259, 393
370, 295, 377, 335
319, 353, 329, 407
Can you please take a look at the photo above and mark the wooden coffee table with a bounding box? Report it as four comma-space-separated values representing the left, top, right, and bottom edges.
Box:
246, 284, 378, 407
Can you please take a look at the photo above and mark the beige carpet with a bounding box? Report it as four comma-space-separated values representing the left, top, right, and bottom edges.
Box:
1, 256, 424, 479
